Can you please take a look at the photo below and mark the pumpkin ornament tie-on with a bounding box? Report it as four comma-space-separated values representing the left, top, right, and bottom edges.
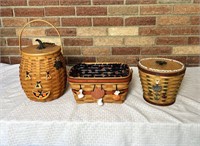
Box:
91, 86, 105, 106
19, 19, 67, 102
113, 90, 121, 101
54, 57, 63, 70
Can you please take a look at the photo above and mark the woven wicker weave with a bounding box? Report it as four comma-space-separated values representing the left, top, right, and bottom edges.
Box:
68, 63, 132, 105
138, 58, 186, 106
19, 19, 67, 102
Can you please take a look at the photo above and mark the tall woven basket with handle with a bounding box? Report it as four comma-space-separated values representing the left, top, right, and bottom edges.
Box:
19, 19, 66, 102
138, 58, 186, 106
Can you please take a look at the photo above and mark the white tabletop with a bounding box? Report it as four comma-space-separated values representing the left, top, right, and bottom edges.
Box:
0, 63, 200, 146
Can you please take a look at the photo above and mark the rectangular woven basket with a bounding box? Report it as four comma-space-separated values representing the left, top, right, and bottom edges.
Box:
68, 63, 132, 105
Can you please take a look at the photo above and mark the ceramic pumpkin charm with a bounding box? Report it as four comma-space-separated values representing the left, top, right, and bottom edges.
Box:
91, 87, 105, 99
113, 90, 121, 101
91, 86, 105, 106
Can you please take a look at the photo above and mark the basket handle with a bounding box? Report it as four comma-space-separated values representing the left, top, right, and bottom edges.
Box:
19, 19, 63, 54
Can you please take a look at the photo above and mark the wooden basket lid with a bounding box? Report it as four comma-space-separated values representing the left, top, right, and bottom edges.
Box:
138, 58, 185, 74
21, 43, 61, 56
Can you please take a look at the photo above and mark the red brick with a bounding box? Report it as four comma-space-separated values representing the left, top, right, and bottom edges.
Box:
0, 28, 16, 37
82, 47, 110, 55
191, 26, 200, 34
0, 8, 13, 17
125, 17, 156, 26
97, 56, 138, 65
125, 37, 154, 46
156, 37, 188, 45
1, 47, 19, 55
194, 0, 200, 3
0, 38, 6, 46
62, 18, 92, 26
188, 37, 200, 45
140, 5, 172, 15
16, 28, 46, 37
187, 56, 200, 65
94, 37, 123, 46
46, 28, 76, 36
172, 27, 191, 35
191, 16, 200, 25
173, 46, 200, 55
174, 5, 200, 14
0, 0, 27, 6
126, 0, 156, 4
112, 47, 140, 55
158, 0, 191, 3
29, 0, 59, 5
172, 26, 200, 35
60, 0, 91, 5
15, 8, 44, 17
141, 47, 172, 55
7, 38, 32, 46
93, 0, 124, 5
77, 7, 107, 16
10, 56, 21, 64
63, 47, 81, 55
157, 16, 190, 25
93, 17, 123, 26
0, 57, 10, 64
139, 27, 171, 35
108, 6, 138, 15
45, 7, 75, 16
64, 38, 93, 46
2, 18, 28, 27
29, 18, 60, 26
68, 57, 95, 65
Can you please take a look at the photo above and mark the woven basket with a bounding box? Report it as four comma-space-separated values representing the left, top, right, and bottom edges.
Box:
138, 58, 186, 106
19, 19, 67, 102
68, 63, 132, 105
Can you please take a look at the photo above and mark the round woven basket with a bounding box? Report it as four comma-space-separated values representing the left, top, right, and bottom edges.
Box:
19, 19, 67, 102
138, 58, 186, 106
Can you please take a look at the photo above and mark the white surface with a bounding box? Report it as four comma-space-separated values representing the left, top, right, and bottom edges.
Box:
0, 63, 200, 146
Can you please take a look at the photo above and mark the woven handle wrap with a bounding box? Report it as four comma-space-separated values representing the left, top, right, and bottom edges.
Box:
19, 19, 63, 54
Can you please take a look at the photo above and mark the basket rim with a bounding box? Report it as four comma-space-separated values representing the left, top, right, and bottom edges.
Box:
138, 58, 185, 74
138, 65, 186, 76
68, 62, 133, 83
21, 45, 61, 56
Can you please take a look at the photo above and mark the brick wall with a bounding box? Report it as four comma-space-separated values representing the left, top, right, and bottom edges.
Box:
0, 0, 200, 66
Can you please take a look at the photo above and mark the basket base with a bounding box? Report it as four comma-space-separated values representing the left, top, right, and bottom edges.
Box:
143, 96, 175, 106
75, 100, 124, 104
27, 95, 61, 102
27, 97, 60, 102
